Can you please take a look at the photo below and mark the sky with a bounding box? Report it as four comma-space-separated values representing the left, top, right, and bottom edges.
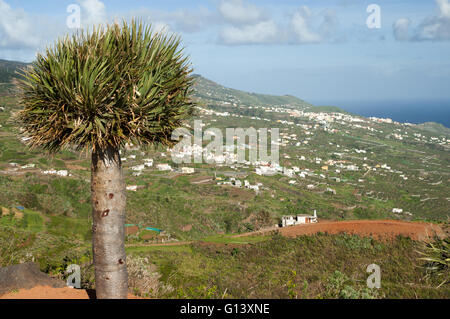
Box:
1, 0, 450, 106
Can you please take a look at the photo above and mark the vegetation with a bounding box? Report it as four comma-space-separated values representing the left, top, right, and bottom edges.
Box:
192, 74, 312, 109
13, 20, 196, 299
418, 238, 449, 288
0, 54, 448, 299
122, 233, 448, 299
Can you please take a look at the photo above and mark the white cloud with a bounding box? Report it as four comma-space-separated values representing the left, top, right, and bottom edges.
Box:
217, 4, 340, 45
217, 0, 282, 45
415, 0, 450, 41
0, 0, 344, 59
151, 21, 171, 34
78, 0, 106, 26
393, 18, 411, 41
220, 20, 279, 45
438, 0, 450, 17
0, 0, 66, 61
219, 0, 265, 26
396, 0, 450, 41
132, 7, 216, 34
169, 7, 214, 32
291, 7, 322, 43
291, 6, 339, 44
0, 0, 41, 49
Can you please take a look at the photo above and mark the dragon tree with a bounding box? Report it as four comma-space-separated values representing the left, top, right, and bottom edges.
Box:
16, 20, 195, 299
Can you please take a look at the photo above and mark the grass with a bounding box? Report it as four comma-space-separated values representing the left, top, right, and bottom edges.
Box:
200, 234, 269, 244
0, 209, 44, 233
46, 215, 91, 241
126, 233, 450, 299
126, 245, 192, 254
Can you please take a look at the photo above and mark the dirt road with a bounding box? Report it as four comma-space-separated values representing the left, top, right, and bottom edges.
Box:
273, 219, 445, 241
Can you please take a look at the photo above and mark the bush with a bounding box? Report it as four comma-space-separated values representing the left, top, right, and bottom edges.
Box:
324, 270, 378, 299
127, 255, 169, 297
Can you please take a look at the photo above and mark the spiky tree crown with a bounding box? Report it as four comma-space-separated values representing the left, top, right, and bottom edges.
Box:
17, 20, 195, 152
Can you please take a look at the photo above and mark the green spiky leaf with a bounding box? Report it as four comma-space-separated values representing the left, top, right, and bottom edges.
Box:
16, 20, 196, 153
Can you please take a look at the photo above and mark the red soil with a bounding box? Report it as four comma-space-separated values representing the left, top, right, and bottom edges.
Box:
277, 219, 445, 241
0, 286, 142, 299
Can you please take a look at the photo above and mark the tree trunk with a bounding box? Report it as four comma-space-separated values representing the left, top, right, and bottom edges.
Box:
91, 146, 128, 299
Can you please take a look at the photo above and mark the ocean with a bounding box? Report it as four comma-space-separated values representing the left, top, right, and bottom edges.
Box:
315, 99, 450, 128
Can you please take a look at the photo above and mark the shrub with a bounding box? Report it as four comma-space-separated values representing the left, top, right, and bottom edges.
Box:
418, 238, 449, 287
324, 270, 378, 299
127, 255, 166, 297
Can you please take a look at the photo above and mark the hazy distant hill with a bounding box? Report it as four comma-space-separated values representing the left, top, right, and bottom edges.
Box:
0, 59, 355, 113
0, 59, 27, 83
415, 121, 450, 135
309, 105, 353, 115
192, 74, 312, 109
1, 59, 446, 129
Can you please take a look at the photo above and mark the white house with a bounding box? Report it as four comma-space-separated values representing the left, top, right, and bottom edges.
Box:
281, 210, 318, 227
283, 168, 295, 178
56, 170, 69, 177
43, 169, 69, 177
21, 164, 36, 169
181, 167, 195, 174
131, 164, 145, 171
156, 163, 172, 171
144, 159, 153, 167
255, 166, 278, 176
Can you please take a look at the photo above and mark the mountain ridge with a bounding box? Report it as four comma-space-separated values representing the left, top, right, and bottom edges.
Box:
0, 59, 28, 83
0, 58, 448, 133
192, 74, 313, 109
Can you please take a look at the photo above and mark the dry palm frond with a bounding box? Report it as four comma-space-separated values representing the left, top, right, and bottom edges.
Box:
417, 238, 449, 287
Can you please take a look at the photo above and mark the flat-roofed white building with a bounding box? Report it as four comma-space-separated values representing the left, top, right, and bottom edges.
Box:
181, 167, 195, 174
281, 210, 318, 227
156, 163, 172, 171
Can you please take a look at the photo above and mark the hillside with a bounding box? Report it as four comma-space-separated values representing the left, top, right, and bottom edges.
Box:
0, 59, 28, 96
0, 59, 447, 130
0, 59, 27, 83
416, 122, 450, 136
192, 74, 312, 109
0, 58, 449, 300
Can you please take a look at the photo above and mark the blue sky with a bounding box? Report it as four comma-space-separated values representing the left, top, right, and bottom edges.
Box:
1, 0, 450, 106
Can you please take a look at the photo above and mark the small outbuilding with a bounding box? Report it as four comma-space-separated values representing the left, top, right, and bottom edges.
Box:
281, 210, 318, 227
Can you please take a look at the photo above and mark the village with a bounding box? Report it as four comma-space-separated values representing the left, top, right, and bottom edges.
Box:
0, 74, 448, 241
2, 94, 448, 225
